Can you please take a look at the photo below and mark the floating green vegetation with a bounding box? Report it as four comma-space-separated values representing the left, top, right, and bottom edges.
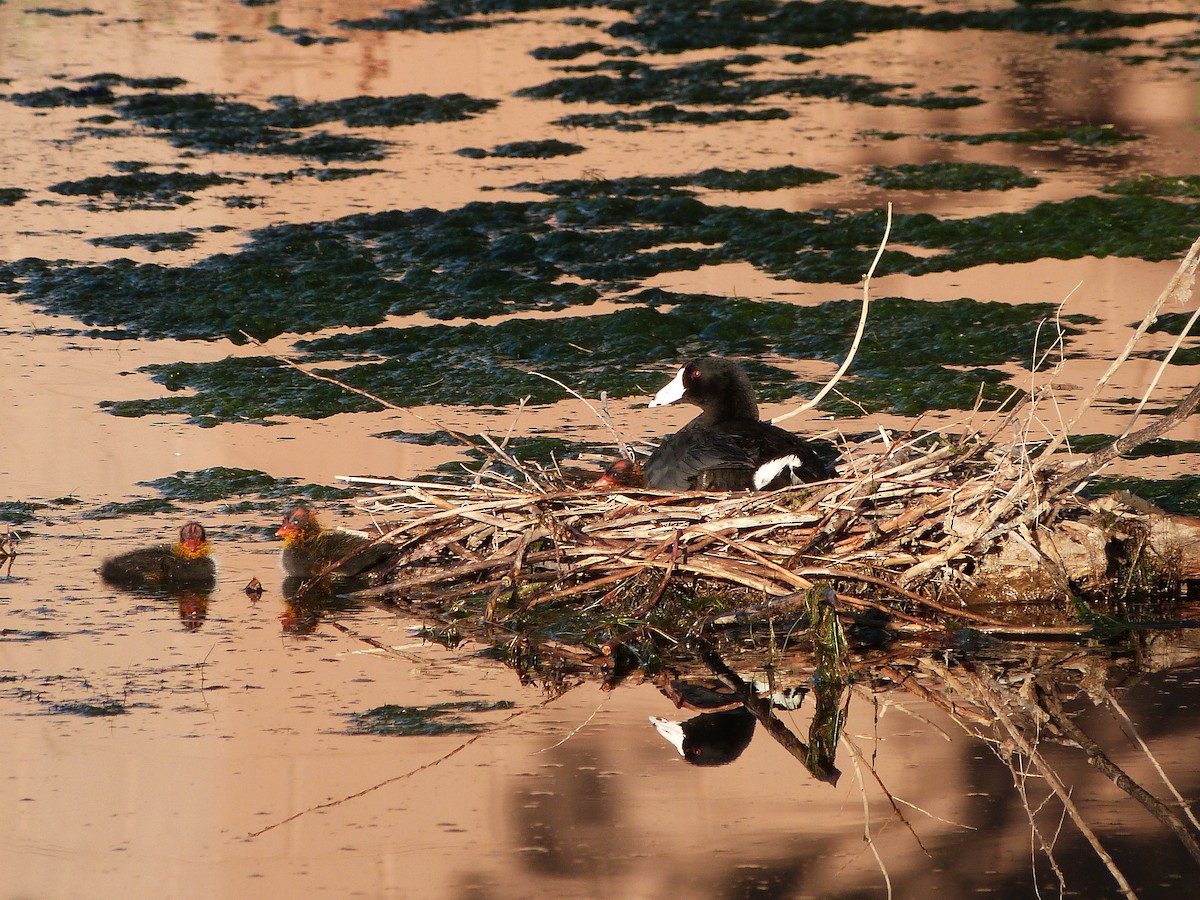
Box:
267, 166, 388, 183
604, 1, 1194, 52
553, 104, 790, 130
80, 468, 360, 517
90, 231, 198, 252
141, 466, 362, 504
929, 124, 1141, 146
435, 436, 614, 479
1066, 436, 1200, 460
7, 84, 115, 107
0, 188, 26, 206
27, 7, 103, 17
111, 91, 497, 161
457, 139, 584, 159
514, 165, 838, 196
84, 498, 182, 519
267, 24, 347, 46
4, 193, 1193, 342
0, 500, 47, 525
1104, 174, 1200, 199
518, 56, 981, 110
1056, 36, 1137, 53
376, 429, 466, 446
4, 73, 187, 108
334, 0, 1192, 52
49, 170, 243, 208
100, 357, 383, 423
0, 631, 61, 642
1085, 475, 1200, 516
98, 296, 1092, 423
531, 40, 610, 60
342, 700, 515, 736
47, 700, 127, 716
863, 162, 1039, 192
1147, 311, 1200, 336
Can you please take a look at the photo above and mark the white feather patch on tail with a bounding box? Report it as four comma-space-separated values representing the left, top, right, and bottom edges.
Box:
753, 454, 803, 490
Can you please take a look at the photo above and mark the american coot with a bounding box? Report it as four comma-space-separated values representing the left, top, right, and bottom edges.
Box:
99, 522, 217, 589
643, 357, 835, 491
276, 504, 399, 581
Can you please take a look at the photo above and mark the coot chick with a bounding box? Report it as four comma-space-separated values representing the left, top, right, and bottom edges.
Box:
276, 504, 398, 582
99, 522, 217, 589
592, 458, 645, 489
643, 357, 835, 491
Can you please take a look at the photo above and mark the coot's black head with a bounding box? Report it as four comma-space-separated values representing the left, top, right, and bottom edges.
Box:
648, 357, 759, 424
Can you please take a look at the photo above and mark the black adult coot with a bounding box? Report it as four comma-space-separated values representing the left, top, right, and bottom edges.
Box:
276, 504, 399, 582
643, 357, 836, 491
99, 522, 217, 589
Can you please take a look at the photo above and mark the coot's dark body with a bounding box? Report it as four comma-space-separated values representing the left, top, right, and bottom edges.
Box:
99, 522, 217, 589
643, 358, 835, 491
276, 504, 398, 581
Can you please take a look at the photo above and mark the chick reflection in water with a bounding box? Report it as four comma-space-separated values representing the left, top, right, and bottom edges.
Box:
280, 576, 365, 635
98, 522, 217, 631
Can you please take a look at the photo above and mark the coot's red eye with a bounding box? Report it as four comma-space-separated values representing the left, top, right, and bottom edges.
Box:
689, 368, 702, 380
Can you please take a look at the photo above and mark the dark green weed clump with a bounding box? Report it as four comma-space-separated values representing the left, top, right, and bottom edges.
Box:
342, 700, 515, 736
1104, 174, 1200, 199
49, 170, 241, 204
553, 104, 790, 130
140, 466, 363, 504
513, 165, 838, 197
863, 162, 1039, 191
457, 139, 584, 158
517, 56, 981, 110
0, 188, 27, 206
929, 124, 1141, 146
95, 295, 1092, 423
4, 192, 1194, 343
1056, 36, 1137, 53
111, 91, 497, 161
267, 24, 347, 46
0, 500, 47, 526
1085, 475, 1200, 516
48, 700, 127, 716
90, 231, 199, 252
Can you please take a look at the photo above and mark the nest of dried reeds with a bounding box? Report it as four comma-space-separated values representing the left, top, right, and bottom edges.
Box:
326, 232, 1200, 642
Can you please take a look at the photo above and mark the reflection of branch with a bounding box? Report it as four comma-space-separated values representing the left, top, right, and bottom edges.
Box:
1039, 683, 1200, 867
843, 737, 893, 897
1097, 684, 1200, 834
244, 693, 560, 840
964, 671, 1137, 899
701, 648, 840, 785
841, 731, 932, 857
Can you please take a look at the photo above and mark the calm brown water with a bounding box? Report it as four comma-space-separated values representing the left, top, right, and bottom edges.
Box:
3, 1, 1200, 897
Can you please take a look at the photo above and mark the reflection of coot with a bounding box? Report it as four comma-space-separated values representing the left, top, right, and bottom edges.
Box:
279, 575, 363, 635
651, 708, 757, 767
